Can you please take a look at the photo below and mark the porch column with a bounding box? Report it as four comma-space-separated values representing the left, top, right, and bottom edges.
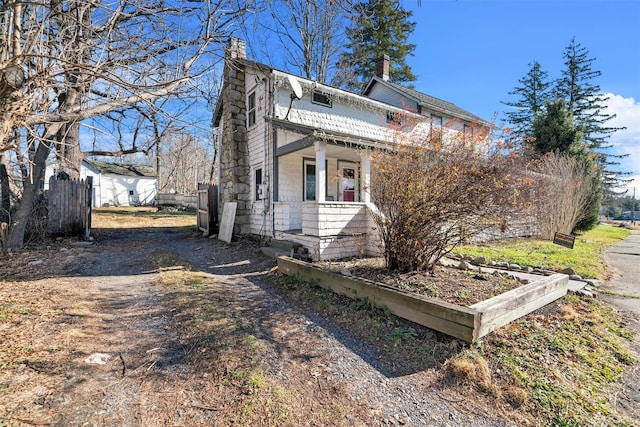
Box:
314, 140, 326, 202
360, 149, 371, 203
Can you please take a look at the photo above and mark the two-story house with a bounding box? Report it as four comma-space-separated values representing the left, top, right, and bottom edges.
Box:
213, 38, 489, 260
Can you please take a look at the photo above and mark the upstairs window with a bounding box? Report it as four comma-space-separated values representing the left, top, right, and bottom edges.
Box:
463, 123, 474, 141
430, 114, 443, 142
311, 91, 332, 108
248, 91, 256, 126
386, 111, 400, 125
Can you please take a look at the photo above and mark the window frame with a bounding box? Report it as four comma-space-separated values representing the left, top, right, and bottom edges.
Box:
311, 91, 332, 108
247, 91, 256, 126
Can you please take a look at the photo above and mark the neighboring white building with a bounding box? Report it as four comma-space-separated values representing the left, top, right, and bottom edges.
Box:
213, 39, 489, 261
46, 159, 157, 207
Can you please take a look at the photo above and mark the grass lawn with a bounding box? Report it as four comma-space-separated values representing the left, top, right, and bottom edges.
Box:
92, 206, 197, 230
453, 224, 630, 279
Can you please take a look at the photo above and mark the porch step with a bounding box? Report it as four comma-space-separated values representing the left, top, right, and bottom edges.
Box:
261, 246, 289, 259
262, 239, 311, 261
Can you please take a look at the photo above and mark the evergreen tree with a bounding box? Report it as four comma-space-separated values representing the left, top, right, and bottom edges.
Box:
555, 38, 626, 189
531, 99, 585, 158
502, 61, 551, 140
337, 0, 416, 90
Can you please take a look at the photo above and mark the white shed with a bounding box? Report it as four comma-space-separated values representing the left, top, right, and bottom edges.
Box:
46, 160, 157, 207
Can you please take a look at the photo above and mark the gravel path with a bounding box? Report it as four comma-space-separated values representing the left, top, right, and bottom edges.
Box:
89, 228, 510, 425
2, 227, 513, 426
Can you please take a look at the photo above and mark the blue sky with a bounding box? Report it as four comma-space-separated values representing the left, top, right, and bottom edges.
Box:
405, 0, 640, 189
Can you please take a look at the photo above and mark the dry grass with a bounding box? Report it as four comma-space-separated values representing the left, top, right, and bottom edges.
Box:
92, 206, 196, 229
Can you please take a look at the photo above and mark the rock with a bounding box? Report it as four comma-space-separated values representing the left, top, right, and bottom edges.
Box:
569, 274, 583, 281
458, 260, 471, 271
438, 258, 456, 268
585, 279, 603, 288
489, 260, 497, 266
28, 260, 44, 266
560, 267, 576, 275
518, 278, 531, 284
71, 241, 93, 247
474, 256, 487, 265
85, 353, 111, 365
576, 289, 594, 298
496, 261, 510, 269
341, 269, 352, 277
524, 266, 534, 273
508, 263, 521, 271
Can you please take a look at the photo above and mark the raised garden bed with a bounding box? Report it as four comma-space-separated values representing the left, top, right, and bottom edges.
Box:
277, 256, 569, 342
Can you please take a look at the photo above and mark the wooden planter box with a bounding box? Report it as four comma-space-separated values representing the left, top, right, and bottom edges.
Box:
277, 256, 569, 342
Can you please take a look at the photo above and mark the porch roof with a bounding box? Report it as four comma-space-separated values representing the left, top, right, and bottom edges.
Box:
271, 118, 384, 161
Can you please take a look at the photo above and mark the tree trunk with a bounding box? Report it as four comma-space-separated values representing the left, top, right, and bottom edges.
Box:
56, 120, 82, 178
0, 155, 10, 224
6, 140, 52, 250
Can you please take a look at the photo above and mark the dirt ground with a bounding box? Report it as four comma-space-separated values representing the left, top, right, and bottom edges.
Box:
1, 225, 514, 426
1, 221, 638, 426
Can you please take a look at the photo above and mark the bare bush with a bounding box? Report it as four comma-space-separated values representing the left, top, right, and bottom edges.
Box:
529, 152, 596, 239
370, 124, 529, 272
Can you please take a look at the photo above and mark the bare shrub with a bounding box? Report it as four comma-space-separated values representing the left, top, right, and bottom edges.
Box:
369, 124, 529, 272
529, 152, 596, 239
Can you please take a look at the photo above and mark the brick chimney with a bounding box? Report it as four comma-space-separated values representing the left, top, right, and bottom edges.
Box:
376, 55, 390, 81
226, 37, 247, 60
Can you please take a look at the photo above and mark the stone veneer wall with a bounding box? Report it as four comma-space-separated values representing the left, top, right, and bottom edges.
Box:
219, 39, 251, 235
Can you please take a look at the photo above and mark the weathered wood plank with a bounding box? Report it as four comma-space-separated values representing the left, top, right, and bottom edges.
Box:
470, 274, 569, 339
48, 177, 91, 236
277, 256, 479, 342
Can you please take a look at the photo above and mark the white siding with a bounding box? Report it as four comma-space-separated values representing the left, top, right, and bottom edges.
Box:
101, 175, 157, 207
246, 68, 274, 236
366, 83, 419, 112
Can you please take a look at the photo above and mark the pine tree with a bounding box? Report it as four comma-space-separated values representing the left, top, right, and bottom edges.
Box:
502, 61, 551, 140
337, 0, 416, 90
554, 38, 629, 229
555, 38, 626, 188
531, 99, 585, 159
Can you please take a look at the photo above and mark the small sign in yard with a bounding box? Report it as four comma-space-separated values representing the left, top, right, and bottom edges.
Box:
553, 231, 575, 249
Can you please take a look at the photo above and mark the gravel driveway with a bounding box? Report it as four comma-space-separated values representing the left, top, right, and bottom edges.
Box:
0, 227, 515, 426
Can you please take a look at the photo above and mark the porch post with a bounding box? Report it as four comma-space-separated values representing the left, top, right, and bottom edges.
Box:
314, 140, 326, 202
360, 149, 371, 203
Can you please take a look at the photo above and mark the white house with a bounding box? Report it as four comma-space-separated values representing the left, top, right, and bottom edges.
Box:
214, 39, 489, 260
46, 159, 157, 207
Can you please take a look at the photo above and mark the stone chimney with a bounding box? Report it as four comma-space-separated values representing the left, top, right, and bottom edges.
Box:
226, 37, 247, 60
376, 55, 390, 81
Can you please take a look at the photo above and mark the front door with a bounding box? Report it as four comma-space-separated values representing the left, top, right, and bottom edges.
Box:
338, 162, 358, 202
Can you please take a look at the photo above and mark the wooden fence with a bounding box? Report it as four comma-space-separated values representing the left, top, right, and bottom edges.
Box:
157, 193, 199, 209
47, 176, 92, 238
197, 183, 218, 236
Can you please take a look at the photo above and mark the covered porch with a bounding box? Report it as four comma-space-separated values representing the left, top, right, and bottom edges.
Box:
272, 126, 382, 260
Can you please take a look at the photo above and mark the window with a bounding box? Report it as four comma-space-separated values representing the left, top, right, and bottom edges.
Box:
311, 91, 332, 108
255, 167, 262, 200
128, 190, 134, 196
463, 123, 473, 141
386, 111, 400, 125
248, 91, 256, 126
303, 160, 316, 201
430, 113, 443, 142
